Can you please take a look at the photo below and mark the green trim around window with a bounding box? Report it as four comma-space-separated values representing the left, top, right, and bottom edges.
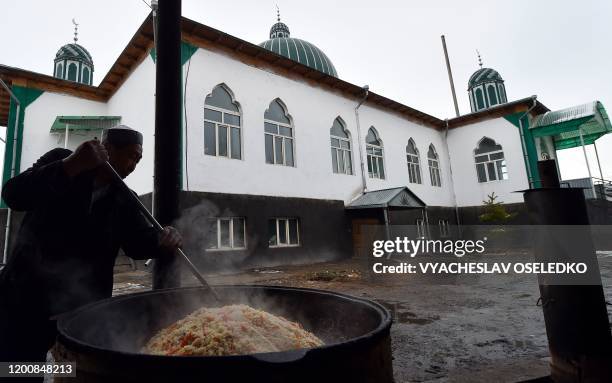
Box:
2, 86, 44, 207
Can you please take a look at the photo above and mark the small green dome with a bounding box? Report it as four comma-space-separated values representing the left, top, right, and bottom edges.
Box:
468, 68, 503, 89
55, 43, 93, 67
259, 15, 337, 77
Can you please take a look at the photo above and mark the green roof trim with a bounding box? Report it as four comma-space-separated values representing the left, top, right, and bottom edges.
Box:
2, 85, 44, 207
50, 116, 121, 132
504, 112, 541, 188
530, 101, 612, 150
149, 41, 198, 65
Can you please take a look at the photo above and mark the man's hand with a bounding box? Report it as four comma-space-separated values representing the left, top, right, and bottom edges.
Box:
62, 139, 109, 177
159, 226, 183, 251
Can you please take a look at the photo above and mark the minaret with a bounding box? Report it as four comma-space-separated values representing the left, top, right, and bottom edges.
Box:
53, 19, 94, 85
467, 51, 507, 112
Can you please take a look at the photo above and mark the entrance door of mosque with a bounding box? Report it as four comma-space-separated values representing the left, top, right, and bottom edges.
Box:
352, 218, 379, 258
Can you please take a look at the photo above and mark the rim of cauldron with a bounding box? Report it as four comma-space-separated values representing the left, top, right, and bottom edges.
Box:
56, 285, 392, 361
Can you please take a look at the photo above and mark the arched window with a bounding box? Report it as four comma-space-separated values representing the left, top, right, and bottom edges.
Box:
487, 85, 498, 106
474, 137, 508, 182
55, 63, 63, 78
366, 127, 384, 179
264, 99, 294, 166
204, 84, 242, 159
330, 117, 352, 175
67, 63, 77, 81
82, 67, 90, 85
406, 138, 422, 184
428, 144, 441, 187
475, 88, 485, 110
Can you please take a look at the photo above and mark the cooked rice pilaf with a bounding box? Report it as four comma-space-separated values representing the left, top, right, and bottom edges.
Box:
143, 304, 324, 356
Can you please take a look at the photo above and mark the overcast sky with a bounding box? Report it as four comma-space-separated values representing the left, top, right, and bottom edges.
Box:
1, 0, 611, 180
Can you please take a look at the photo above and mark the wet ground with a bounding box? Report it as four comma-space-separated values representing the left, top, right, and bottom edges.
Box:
112, 251, 612, 383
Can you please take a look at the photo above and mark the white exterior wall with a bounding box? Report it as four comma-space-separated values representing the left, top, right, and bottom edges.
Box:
20, 93, 106, 170
446, 117, 529, 206
17, 45, 530, 209
183, 48, 456, 206
356, 104, 455, 206
106, 56, 156, 194
19, 57, 155, 195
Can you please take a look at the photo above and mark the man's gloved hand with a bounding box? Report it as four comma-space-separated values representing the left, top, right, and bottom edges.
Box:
62, 139, 109, 177
159, 226, 183, 251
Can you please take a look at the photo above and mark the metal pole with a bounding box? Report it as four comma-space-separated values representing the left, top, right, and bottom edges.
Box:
64, 123, 70, 148
443, 119, 462, 237
579, 128, 597, 198
151, 0, 158, 219
383, 207, 391, 241
420, 209, 426, 238
593, 141, 605, 182
424, 208, 431, 239
153, 0, 182, 289
104, 162, 219, 300
441, 35, 460, 117
518, 97, 538, 188
354, 86, 369, 194
0, 78, 21, 265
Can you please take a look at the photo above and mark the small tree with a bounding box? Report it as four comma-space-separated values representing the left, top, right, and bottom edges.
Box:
479, 192, 516, 223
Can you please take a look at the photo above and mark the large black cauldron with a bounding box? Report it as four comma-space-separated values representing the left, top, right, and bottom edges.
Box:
55, 285, 393, 383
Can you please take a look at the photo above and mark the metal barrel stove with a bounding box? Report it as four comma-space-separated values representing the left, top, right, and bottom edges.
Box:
54, 285, 393, 383
524, 160, 612, 382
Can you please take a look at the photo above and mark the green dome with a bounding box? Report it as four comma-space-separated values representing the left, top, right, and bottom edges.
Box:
468, 68, 502, 89
259, 18, 337, 77
55, 43, 93, 67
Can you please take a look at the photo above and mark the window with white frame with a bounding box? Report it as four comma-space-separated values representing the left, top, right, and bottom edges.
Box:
264, 99, 294, 166
207, 217, 246, 250
406, 138, 422, 184
204, 85, 242, 159
268, 218, 300, 247
330, 117, 353, 175
439, 219, 450, 237
366, 127, 385, 179
428, 144, 441, 187
474, 137, 508, 183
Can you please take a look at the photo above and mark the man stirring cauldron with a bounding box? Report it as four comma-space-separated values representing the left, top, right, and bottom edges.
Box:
0, 125, 182, 369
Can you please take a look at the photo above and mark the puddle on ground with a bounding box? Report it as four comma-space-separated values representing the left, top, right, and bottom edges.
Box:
252, 269, 283, 274
376, 299, 440, 325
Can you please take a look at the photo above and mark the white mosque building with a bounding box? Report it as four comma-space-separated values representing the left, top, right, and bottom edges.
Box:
0, 12, 610, 268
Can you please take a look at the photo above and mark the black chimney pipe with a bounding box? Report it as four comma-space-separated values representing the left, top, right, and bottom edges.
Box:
153, 0, 182, 289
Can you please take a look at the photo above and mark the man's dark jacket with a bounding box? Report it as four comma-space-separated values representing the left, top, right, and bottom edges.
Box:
0, 148, 162, 318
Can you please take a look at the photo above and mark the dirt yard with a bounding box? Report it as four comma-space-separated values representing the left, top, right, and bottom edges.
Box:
113, 251, 612, 383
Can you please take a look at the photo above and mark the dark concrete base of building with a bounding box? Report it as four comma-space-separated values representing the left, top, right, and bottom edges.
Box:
172, 191, 352, 272
1, 194, 611, 271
